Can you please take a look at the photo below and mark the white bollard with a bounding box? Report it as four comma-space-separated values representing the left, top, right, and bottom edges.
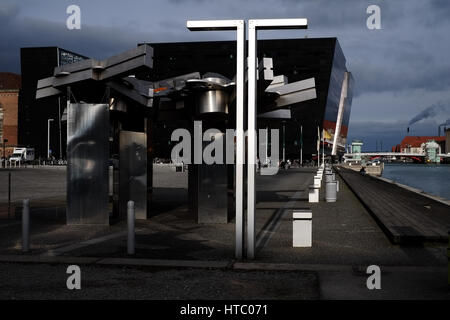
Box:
22, 199, 30, 252
127, 200, 135, 255
309, 185, 319, 203
314, 176, 321, 188
293, 209, 312, 247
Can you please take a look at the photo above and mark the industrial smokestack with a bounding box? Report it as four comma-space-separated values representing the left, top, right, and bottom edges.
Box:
438, 119, 450, 137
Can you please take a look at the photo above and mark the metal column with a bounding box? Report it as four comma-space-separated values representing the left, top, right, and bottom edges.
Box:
247, 18, 308, 259
67, 103, 110, 225
119, 131, 147, 220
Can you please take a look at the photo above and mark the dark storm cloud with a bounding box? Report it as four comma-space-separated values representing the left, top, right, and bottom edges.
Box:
428, 0, 450, 20
0, 1, 213, 73
351, 59, 450, 96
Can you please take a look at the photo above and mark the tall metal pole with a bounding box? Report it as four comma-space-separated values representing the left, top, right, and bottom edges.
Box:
47, 119, 54, 159
282, 122, 286, 162
322, 128, 325, 166
247, 18, 308, 260
187, 20, 245, 260
300, 125, 303, 166
2, 140, 5, 168
265, 126, 268, 165
58, 97, 62, 159
247, 20, 257, 260
8, 172, 11, 219
235, 22, 245, 260
317, 126, 320, 167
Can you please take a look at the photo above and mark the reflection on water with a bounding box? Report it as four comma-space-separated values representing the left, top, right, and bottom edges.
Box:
382, 163, 450, 200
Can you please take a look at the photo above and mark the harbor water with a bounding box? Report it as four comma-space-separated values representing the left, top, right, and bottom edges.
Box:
382, 163, 450, 201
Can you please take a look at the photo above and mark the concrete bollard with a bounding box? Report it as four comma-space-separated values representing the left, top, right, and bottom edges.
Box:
293, 209, 312, 247
309, 184, 320, 203
127, 200, 135, 255
314, 176, 321, 188
325, 181, 337, 202
22, 199, 30, 252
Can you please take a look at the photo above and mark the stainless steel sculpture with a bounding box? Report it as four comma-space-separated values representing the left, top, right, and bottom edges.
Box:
36, 45, 154, 99
67, 103, 110, 225
186, 77, 235, 114
119, 131, 147, 220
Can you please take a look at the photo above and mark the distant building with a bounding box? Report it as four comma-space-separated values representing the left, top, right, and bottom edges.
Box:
446, 128, 450, 155
392, 144, 401, 153
351, 139, 363, 160
0, 72, 21, 158
19, 47, 87, 158
399, 136, 445, 154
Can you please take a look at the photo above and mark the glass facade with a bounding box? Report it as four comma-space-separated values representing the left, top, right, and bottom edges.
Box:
59, 49, 85, 66
322, 41, 349, 153
340, 72, 354, 148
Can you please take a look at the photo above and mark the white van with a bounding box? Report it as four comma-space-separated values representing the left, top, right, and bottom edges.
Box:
9, 148, 35, 164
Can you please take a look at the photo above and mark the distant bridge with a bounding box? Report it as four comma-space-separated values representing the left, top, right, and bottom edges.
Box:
344, 152, 450, 158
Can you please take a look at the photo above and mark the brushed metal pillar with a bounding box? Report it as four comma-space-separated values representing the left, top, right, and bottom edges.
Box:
67, 103, 109, 225
119, 131, 147, 220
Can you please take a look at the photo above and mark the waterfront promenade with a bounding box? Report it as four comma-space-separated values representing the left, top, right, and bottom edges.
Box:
337, 166, 450, 244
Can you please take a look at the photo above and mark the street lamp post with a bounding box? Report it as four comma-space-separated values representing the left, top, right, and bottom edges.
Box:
2, 138, 8, 168
47, 119, 54, 159
247, 18, 308, 259
300, 125, 303, 166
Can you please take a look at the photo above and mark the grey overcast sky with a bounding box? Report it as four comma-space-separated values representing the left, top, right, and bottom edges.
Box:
1, 0, 450, 150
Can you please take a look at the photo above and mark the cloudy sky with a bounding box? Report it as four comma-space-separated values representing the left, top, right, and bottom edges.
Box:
1, 0, 450, 150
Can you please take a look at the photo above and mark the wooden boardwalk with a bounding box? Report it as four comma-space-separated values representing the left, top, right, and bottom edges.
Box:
336, 167, 450, 244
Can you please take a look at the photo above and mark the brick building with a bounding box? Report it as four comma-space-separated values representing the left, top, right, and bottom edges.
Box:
0, 72, 21, 158
397, 136, 446, 154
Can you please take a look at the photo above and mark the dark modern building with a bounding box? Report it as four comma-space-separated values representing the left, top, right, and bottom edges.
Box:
19, 47, 87, 158
142, 38, 354, 161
